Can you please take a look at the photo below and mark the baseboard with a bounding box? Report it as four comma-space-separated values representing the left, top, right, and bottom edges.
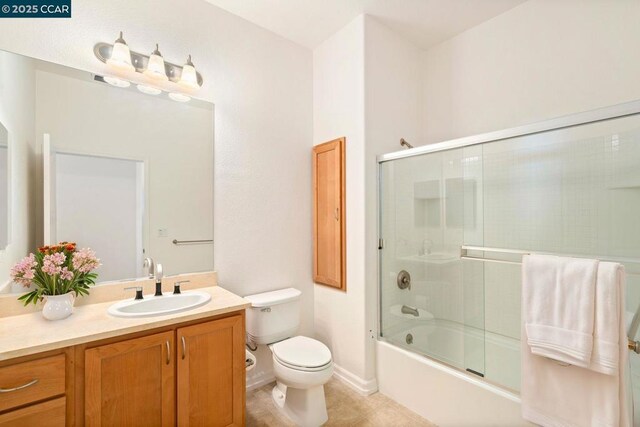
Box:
332, 363, 378, 396
245, 363, 378, 396
246, 371, 276, 391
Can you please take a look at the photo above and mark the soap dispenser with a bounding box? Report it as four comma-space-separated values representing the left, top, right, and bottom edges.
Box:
154, 263, 164, 296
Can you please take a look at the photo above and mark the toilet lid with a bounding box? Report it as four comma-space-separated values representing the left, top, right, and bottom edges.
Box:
271, 336, 332, 369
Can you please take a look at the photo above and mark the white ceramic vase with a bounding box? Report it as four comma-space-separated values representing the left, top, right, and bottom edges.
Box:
42, 293, 75, 320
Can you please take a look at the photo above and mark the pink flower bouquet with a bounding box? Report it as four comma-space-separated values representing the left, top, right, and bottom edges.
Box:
11, 242, 101, 305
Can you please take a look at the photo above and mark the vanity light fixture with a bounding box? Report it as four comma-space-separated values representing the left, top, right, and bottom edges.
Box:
178, 55, 199, 90
144, 44, 169, 81
137, 84, 162, 96
168, 92, 191, 103
106, 32, 134, 72
95, 36, 204, 102
103, 76, 131, 88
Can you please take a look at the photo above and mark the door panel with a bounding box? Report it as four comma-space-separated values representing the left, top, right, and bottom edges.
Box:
313, 137, 346, 290
177, 315, 244, 427
84, 331, 175, 427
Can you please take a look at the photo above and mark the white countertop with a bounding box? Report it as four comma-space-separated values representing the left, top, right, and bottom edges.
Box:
0, 286, 250, 362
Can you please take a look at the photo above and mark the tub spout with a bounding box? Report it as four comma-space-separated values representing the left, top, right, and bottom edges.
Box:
401, 305, 419, 317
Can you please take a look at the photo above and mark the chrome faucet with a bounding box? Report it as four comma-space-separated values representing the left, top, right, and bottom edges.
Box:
401, 305, 420, 317
143, 257, 155, 279
419, 239, 433, 256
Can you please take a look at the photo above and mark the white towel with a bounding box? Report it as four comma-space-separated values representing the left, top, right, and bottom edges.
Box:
523, 254, 598, 367
521, 260, 629, 427
589, 262, 622, 375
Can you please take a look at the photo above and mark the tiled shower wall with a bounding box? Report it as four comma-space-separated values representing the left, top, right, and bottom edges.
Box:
380, 113, 640, 392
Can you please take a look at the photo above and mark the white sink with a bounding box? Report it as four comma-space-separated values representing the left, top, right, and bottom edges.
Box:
107, 291, 212, 318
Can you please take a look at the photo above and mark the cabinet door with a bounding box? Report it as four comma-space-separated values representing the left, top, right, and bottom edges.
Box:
84, 331, 175, 426
313, 137, 346, 290
177, 314, 244, 426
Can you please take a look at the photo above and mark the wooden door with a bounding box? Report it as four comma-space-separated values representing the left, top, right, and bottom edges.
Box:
177, 314, 245, 427
84, 331, 175, 426
313, 137, 346, 290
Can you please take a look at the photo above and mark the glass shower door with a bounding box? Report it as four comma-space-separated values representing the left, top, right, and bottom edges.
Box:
379, 146, 485, 376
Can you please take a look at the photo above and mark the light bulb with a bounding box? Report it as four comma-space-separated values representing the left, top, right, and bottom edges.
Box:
169, 92, 191, 102
104, 76, 130, 88
137, 84, 162, 95
144, 44, 168, 81
107, 31, 134, 72
178, 55, 199, 90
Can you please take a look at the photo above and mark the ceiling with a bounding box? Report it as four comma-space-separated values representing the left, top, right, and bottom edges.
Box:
204, 0, 526, 50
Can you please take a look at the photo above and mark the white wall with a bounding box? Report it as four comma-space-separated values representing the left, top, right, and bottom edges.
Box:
313, 15, 370, 391
364, 16, 424, 381
0, 51, 36, 290
422, 0, 640, 144
312, 14, 423, 391
0, 0, 312, 385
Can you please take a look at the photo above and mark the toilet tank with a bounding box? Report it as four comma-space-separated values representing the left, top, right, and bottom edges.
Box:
244, 288, 301, 345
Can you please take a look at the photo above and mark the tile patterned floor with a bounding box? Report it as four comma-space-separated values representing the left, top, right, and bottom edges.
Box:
246, 377, 437, 426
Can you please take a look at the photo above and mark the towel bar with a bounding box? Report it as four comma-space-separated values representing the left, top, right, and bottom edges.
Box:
172, 239, 213, 245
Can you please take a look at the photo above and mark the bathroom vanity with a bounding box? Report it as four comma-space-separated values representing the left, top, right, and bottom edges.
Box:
0, 285, 249, 426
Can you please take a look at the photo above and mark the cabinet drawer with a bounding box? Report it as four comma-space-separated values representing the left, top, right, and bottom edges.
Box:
0, 354, 65, 413
0, 397, 65, 427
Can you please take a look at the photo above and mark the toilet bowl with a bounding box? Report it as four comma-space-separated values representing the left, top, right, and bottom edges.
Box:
244, 288, 333, 426
269, 336, 333, 426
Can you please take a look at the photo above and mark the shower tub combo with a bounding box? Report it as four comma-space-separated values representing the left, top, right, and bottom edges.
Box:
376, 101, 640, 426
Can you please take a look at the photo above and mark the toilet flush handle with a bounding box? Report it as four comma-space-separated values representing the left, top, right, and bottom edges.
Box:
261, 307, 271, 312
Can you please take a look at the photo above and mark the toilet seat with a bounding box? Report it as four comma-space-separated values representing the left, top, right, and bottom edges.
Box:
270, 336, 332, 372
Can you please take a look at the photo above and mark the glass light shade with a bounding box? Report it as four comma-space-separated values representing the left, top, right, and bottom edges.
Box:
104, 76, 130, 88
169, 92, 191, 103
137, 84, 162, 95
144, 44, 168, 81
178, 55, 199, 90
106, 32, 134, 72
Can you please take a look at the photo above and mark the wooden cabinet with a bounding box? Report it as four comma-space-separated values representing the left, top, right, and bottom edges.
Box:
0, 310, 245, 427
84, 331, 175, 426
177, 316, 245, 426
313, 137, 346, 291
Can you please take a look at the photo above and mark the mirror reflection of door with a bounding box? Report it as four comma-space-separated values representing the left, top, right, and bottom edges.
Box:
54, 152, 145, 282
0, 123, 8, 249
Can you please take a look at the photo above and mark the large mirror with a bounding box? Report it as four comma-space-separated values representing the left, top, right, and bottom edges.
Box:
0, 48, 214, 293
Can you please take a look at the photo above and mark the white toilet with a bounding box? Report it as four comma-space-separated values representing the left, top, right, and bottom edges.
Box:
245, 288, 333, 426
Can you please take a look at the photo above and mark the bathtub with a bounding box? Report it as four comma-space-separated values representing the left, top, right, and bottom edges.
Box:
377, 319, 532, 426
378, 319, 640, 426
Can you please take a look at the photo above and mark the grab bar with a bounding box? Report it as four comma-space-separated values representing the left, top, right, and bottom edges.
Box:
461, 245, 640, 265
172, 239, 213, 245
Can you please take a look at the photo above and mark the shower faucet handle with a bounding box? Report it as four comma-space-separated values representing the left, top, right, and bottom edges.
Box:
397, 270, 411, 290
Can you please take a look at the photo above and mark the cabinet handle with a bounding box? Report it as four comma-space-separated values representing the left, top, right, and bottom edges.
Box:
334, 208, 339, 221
181, 336, 186, 360
0, 379, 38, 393
165, 341, 170, 365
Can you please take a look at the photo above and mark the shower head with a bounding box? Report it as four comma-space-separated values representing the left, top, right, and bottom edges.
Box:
400, 138, 414, 149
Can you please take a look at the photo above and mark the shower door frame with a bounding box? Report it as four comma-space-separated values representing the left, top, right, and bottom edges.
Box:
376, 99, 640, 377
